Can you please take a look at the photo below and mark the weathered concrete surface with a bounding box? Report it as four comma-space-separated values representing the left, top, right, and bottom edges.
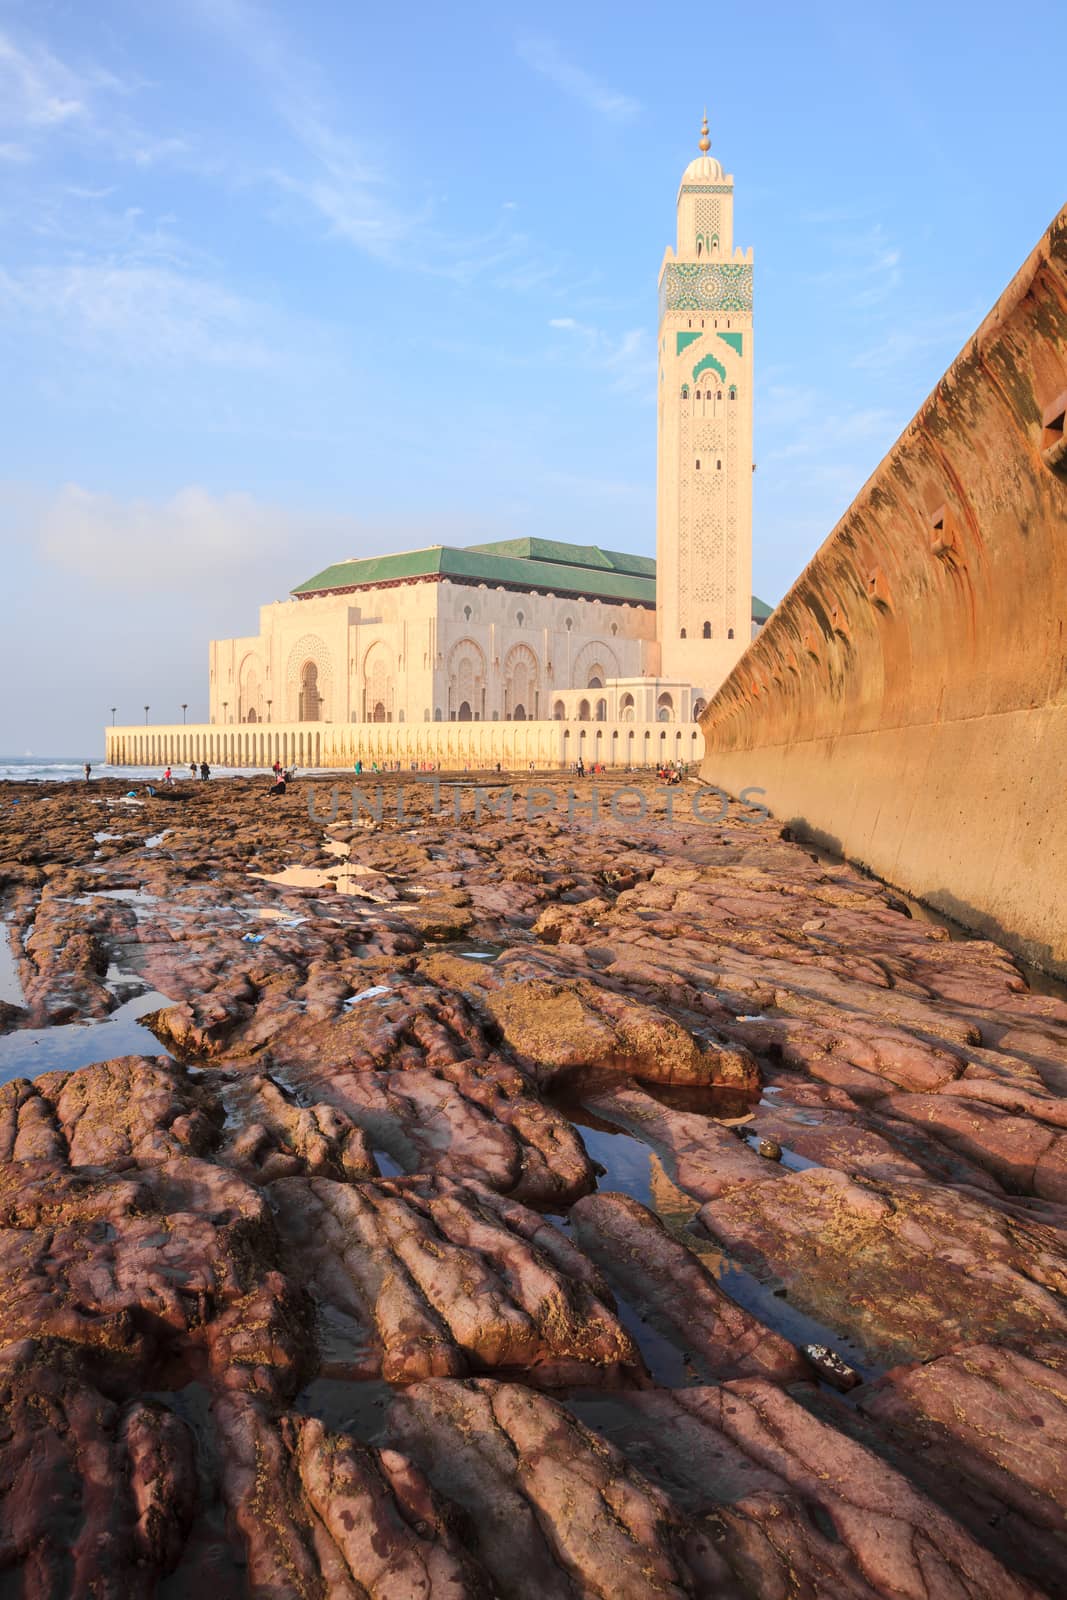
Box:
700, 206, 1067, 978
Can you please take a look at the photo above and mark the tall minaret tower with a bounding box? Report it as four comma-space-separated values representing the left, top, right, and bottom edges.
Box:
655, 113, 754, 694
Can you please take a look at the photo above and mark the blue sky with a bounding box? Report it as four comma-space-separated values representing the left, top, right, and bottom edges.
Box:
1, 0, 1063, 753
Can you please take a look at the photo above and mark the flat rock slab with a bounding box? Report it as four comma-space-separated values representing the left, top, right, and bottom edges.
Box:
422, 947, 758, 1090
1, 1055, 215, 1168
699, 1165, 1067, 1368
0, 1156, 309, 1397
285, 1058, 597, 1207
387, 1377, 732, 1599
883, 1091, 1067, 1201
569, 1379, 1042, 1600
859, 1344, 1067, 1592
218, 1397, 489, 1599
272, 1173, 645, 1387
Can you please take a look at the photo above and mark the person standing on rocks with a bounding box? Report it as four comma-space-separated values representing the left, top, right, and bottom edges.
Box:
189, 763, 197, 780
83, 762, 91, 781
200, 762, 210, 781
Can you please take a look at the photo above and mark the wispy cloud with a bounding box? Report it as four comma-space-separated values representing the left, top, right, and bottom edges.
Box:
517, 35, 640, 121
805, 223, 903, 309
0, 31, 98, 129
547, 316, 651, 394
0, 262, 278, 369
0, 24, 199, 174
851, 308, 982, 373
189, 0, 585, 297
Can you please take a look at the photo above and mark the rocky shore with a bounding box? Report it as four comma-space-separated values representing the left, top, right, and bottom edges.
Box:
0, 770, 1064, 1597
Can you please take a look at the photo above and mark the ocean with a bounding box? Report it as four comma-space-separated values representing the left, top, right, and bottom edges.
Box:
0, 758, 264, 783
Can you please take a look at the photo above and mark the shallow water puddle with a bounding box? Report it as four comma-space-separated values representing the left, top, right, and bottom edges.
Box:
0, 986, 175, 1081
294, 1376, 394, 1443
344, 985, 392, 1009
0, 923, 25, 1008
146, 1382, 247, 1600
250, 862, 386, 898
568, 1105, 879, 1388
373, 1149, 404, 1178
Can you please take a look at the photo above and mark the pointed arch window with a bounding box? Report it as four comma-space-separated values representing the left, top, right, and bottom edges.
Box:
702, 621, 712, 639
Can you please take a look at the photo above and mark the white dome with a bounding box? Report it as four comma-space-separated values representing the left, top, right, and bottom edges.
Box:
681, 153, 725, 183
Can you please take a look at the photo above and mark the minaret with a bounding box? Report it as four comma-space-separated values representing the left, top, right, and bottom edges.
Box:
655, 113, 754, 693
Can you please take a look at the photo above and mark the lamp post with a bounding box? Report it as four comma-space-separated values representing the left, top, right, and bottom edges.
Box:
110, 706, 116, 726
222, 701, 229, 725
266, 699, 272, 723
144, 705, 150, 725
181, 703, 188, 725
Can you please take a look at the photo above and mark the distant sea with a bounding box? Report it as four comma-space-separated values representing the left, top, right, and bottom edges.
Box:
0, 758, 263, 783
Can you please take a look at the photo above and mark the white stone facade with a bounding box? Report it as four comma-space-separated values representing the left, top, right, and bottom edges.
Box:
209, 578, 655, 728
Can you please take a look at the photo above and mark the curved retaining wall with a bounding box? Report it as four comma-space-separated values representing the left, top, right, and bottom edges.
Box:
700, 206, 1067, 977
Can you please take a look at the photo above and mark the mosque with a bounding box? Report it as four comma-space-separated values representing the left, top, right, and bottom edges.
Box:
110, 119, 769, 771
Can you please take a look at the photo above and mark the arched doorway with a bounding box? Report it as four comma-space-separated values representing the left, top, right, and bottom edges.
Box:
513, 704, 526, 721
299, 661, 322, 721
577, 699, 590, 722
458, 700, 472, 722
372, 701, 386, 723
246, 708, 258, 723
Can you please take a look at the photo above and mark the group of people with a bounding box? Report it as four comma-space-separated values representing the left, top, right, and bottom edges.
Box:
267, 760, 296, 797
657, 761, 685, 785
352, 759, 443, 774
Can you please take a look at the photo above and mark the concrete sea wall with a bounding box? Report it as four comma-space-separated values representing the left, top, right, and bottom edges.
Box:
106, 717, 705, 773
700, 206, 1067, 977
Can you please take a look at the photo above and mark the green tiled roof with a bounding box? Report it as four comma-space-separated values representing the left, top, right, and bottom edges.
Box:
293, 544, 657, 605
464, 537, 656, 579
292, 540, 774, 621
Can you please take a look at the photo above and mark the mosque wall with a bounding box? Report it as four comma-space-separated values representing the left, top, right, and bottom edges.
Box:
106, 718, 704, 773
209, 580, 654, 728
699, 206, 1067, 978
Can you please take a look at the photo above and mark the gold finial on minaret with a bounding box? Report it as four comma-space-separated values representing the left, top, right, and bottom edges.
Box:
698, 109, 710, 153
